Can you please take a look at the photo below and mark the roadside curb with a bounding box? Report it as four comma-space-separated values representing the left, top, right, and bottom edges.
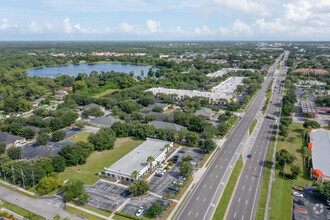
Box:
66, 203, 108, 220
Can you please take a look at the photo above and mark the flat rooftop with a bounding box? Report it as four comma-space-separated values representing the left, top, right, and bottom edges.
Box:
211, 77, 245, 94
311, 130, 330, 177
207, 68, 256, 78
105, 138, 172, 176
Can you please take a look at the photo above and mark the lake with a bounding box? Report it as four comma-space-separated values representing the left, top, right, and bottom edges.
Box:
27, 63, 156, 78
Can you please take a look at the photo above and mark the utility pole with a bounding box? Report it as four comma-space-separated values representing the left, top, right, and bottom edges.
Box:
20, 168, 25, 189
1, 162, 5, 181
11, 166, 15, 185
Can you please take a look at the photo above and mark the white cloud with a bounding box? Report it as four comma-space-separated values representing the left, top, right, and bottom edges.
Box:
146, 20, 161, 33
119, 22, 136, 32
28, 21, 43, 33
0, 18, 10, 30
232, 19, 252, 35
64, 18, 73, 33
210, 0, 270, 16
195, 25, 213, 35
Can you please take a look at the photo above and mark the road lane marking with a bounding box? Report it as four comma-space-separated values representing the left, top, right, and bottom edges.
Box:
242, 185, 245, 190
221, 182, 225, 185
215, 165, 217, 168
234, 212, 237, 218
197, 196, 199, 201
216, 175, 219, 179
246, 200, 248, 204
249, 187, 251, 191
188, 210, 191, 216
196, 212, 199, 218
204, 198, 206, 202
238, 197, 241, 202
210, 185, 213, 190
204, 184, 206, 188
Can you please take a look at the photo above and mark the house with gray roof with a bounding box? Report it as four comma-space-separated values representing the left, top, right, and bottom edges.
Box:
88, 116, 122, 128
310, 129, 330, 182
145, 103, 169, 112
0, 133, 26, 148
104, 138, 173, 182
148, 121, 186, 131
82, 103, 105, 111
195, 108, 216, 120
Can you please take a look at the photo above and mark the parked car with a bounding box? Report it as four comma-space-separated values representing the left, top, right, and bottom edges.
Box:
120, 190, 132, 197
293, 192, 304, 198
155, 169, 166, 177
170, 157, 178, 163
168, 185, 178, 191
179, 149, 185, 153
173, 176, 186, 185
247, 154, 252, 158
292, 185, 304, 191
173, 155, 179, 159
135, 207, 144, 217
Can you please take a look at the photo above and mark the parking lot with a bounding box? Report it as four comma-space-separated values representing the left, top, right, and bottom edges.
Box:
293, 184, 330, 220
120, 194, 169, 216
85, 181, 129, 211
149, 147, 204, 196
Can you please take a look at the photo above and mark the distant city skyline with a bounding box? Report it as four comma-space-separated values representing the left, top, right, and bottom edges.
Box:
0, 0, 329, 41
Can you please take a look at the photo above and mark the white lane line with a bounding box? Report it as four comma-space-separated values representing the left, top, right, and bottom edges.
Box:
210, 174, 213, 178
249, 187, 251, 191
204, 184, 206, 188
238, 197, 241, 202
196, 212, 199, 218
242, 215, 244, 220
204, 198, 206, 202
188, 210, 191, 216
234, 212, 237, 218
197, 196, 199, 201
215, 165, 218, 168
210, 185, 213, 190
242, 185, 245, 190
246, 200, 248, 205
216, 175, 219, 179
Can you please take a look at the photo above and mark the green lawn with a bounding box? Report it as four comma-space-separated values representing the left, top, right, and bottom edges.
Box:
66, 132, 90, 143
269, 123, 313, 220
213, 155, 243, 220
249, 119, 258, 135
256, 128, 276, 220
0, 200, 45, 220
113, 215, 130, 220
65, 205, 105, 220
84, 205, 111, 217
59, 138, 144, 185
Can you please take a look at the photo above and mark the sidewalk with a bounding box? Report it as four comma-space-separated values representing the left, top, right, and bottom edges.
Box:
66, 203, 108, 220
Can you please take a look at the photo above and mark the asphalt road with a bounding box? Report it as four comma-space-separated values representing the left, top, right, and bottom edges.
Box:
175, 52, 286, 220
226, 51, 289, 220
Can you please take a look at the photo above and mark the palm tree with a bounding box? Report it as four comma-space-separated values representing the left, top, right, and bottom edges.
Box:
147, 156, 155, 172
131, 170, 139, 180
164, 144, 171, 154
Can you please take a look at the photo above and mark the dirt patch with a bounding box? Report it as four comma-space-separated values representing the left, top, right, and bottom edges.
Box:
114, 137, 132, 148
94, 89, 120, 98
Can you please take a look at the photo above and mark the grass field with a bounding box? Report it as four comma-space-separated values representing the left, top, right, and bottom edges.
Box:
84, 205, 111, 217
65, 205, 105, 220
255, 128, 276, 220
213, 155, 243, 220
268, 123, 312, 220
0, 200, 45, 220
59, 137, 144, 185
66, 132, 90, 143
249, 119, 258, 135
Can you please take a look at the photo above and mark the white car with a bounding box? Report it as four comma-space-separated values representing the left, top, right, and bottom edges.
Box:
135, 207, 144, 217
293, 191, 304, 198
156, 169, 166, 176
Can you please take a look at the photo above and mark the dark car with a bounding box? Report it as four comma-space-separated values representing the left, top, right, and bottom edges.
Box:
168, 185, 178, 191
170, 157, 179, 163
179, 150, 185, 153
120, 190, 132, 197
173, 155, 179, 159
247, 154, 252, 158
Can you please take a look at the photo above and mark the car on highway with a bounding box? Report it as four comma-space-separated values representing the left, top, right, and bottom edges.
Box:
293, 192, 304, 198
247, 154, 252, 158
292, 185, 304, 191
266, 114, 277, 120
135, 207, 144, 217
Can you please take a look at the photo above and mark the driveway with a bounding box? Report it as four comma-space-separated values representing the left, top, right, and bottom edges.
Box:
0, 186, 82, 219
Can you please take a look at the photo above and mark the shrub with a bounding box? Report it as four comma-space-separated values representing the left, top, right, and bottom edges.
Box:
128, 180, 150, 196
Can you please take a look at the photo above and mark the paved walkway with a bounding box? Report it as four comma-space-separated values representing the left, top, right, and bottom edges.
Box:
0, 186, 82, 219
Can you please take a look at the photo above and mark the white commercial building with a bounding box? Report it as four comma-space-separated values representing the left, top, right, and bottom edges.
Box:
211, 77, 245, 94
207, 68, 256, 78
104, 138, 173, 182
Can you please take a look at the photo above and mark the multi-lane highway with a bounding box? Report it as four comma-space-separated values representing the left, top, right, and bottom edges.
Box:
226, 51, 289, 220
175, 52, 286, 220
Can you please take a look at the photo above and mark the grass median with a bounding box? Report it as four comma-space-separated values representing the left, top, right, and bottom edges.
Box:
0, 199, 45, 220
66, 205, 105, 220
249, 119, 258, 135
262, 80, 273, 115
213, 155, 243, 220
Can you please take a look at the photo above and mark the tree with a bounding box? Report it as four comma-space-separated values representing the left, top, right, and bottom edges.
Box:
88, 127, 116, 151
131, 170, 139, 180
164, 144, 171, 154
34, 157, 54, 174
53, 214, 61, 220
137, 97, 154, 106
275, 149, 296, 176
304, 112, 314, 119
149, 203, 164, 217
201, 139, 216, 153
7, 147, 21, 160
0, 143, 6, 154
180, 161, 193, 177
36, 133, 49, 145
61, 144, 89, 166
82, 107, 104, 118
77, 192, 91, 206
303, 120, 321, 129
64, 179, 84, 201
20, 128, 35, 139
50, 155, 67, 172
152, 106, 164, 113
52, 130, 66, 142
36, 176, 63, 194
290, 165, 301, 179
128, 180, 150, 196
147, 156, 155, 172
49, 118, 63, 131
74, 121, 87, 130
111, 122, 128, 137
187, 132, 199, 147
315, 182, 330, 200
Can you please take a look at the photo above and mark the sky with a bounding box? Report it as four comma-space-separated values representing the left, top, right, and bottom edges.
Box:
0, 0, 329, 41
